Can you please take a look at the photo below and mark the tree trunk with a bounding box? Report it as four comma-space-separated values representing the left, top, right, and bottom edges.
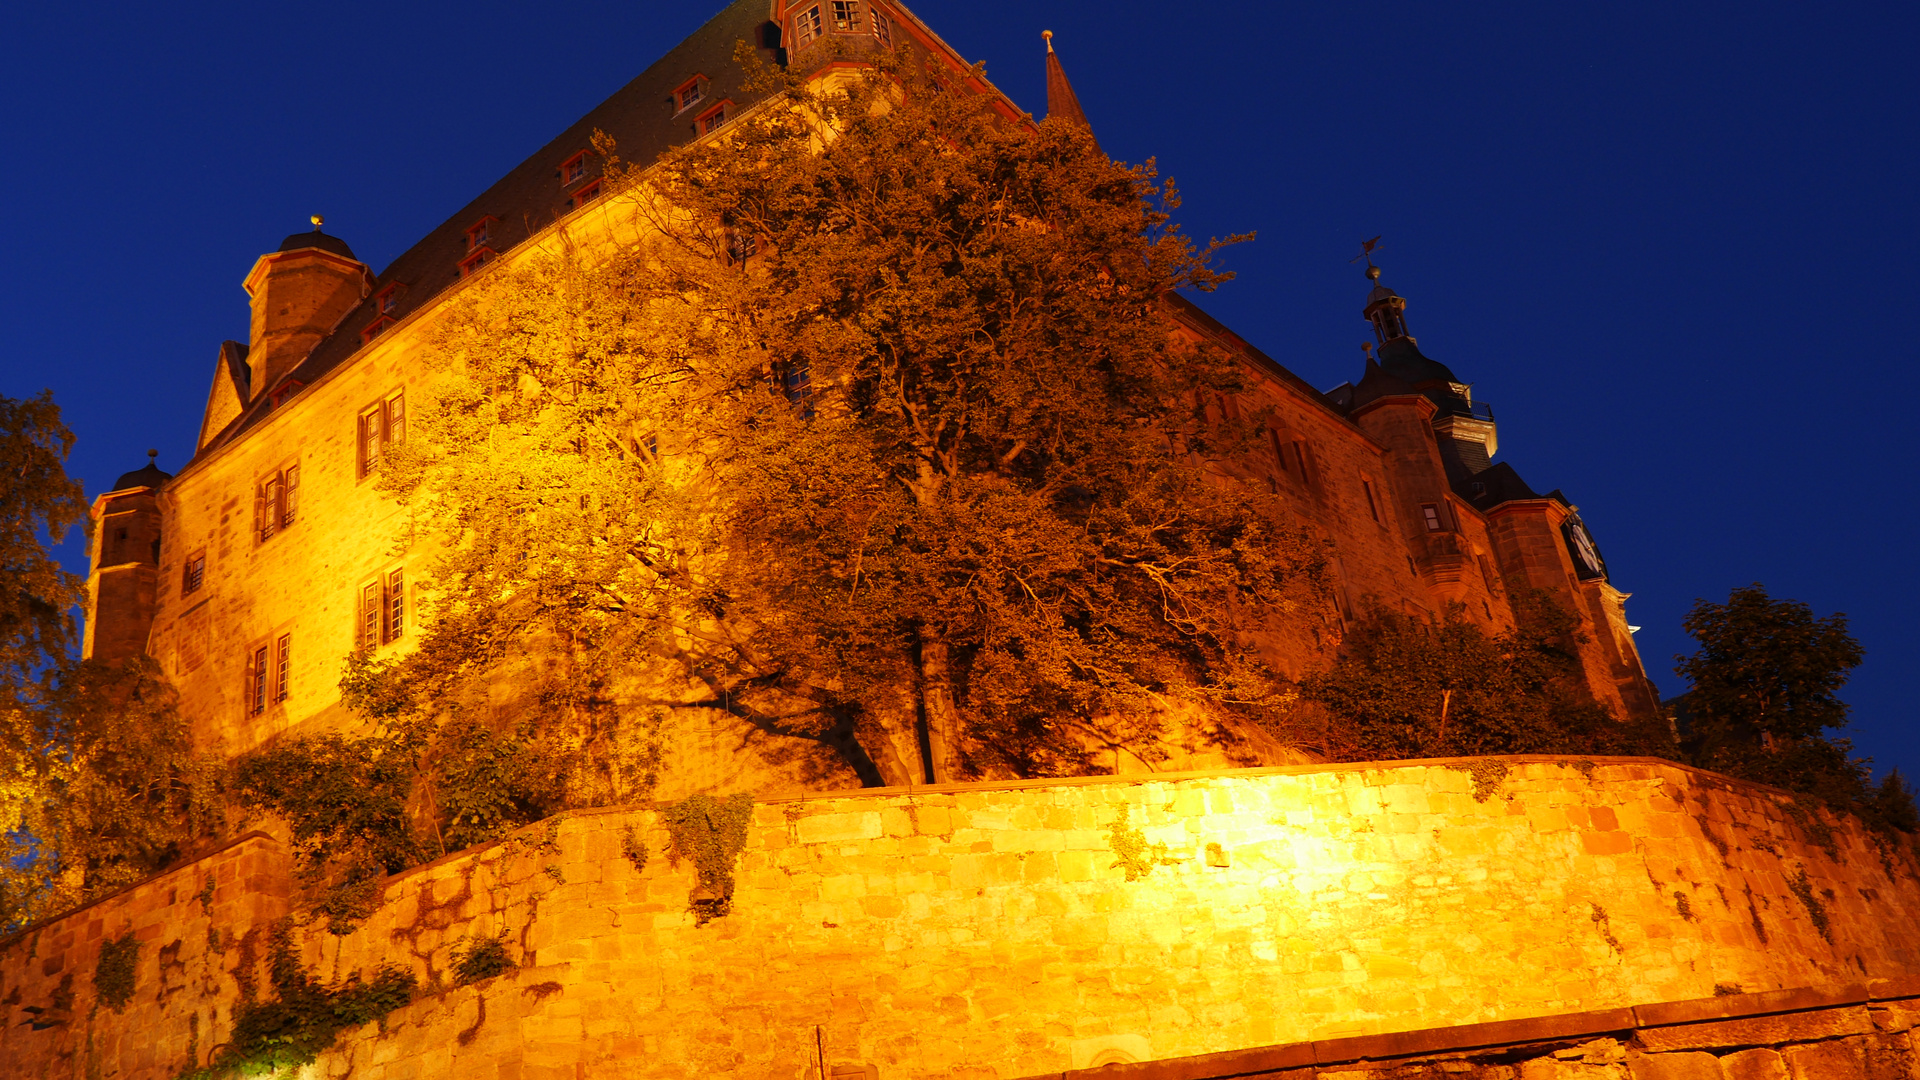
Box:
917, 632, 962, 783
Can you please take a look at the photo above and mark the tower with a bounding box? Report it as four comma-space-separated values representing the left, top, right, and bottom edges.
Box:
82, 450, 171, 663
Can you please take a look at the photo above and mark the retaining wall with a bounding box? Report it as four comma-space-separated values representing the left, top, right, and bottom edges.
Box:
3, 757, 1917, 1079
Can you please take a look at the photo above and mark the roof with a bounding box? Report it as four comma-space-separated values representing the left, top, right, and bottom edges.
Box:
194, 0, 781, 462
1375, 336, 1461, 388
277, 229, 357, 259
112, 452, 172, 493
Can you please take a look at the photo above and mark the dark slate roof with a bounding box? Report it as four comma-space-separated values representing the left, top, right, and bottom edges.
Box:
278, 229, 357, 259
113, 452, 172, 493
1365, 283, 1400, 306
1464, 461, 1542, 512
1347, 356, 1417, 412
1375, 336, 1461, 389
195, 0, 781, 462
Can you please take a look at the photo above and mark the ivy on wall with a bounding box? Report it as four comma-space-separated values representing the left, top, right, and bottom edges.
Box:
659, 793, 753, 924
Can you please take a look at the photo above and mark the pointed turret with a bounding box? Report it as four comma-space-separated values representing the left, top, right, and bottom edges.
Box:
1042, 30, 1099, 149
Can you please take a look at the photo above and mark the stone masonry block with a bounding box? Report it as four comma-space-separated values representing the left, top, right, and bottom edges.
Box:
1721, 1049, 1790, 1080
1628, 1052, 1724, 1080
1635, 1008, 1874, 1053
1783, 1038, 1867, 1080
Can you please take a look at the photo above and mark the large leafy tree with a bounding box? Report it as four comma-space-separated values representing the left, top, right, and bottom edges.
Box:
1672, 584, 1910, 832
351, 51, 1328, 804
0, 393, 217, 931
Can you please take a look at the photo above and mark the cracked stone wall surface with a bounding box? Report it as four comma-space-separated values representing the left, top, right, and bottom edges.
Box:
2, 757, 1917, 1079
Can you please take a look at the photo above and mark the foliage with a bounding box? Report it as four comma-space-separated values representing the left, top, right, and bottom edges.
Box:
0, 391, 87, 930
93, 930, 139, 1012
1299, 599, 1674, 762
450, 931, 514, 985
658, 793, 753, 923
1677, 584, 1863, 745
2, 657, 220, 933
1105, 803, 1179, 881
1673, 584, 1913, 836
355, 46, 1326, 796
187, 919, 416, 1079
230, 734, 420, 934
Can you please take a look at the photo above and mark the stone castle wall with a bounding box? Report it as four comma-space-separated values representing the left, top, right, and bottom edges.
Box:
5, 758, 1913, 1080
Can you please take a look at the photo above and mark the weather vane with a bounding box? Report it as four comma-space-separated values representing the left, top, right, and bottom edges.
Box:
1350, 236, 1383, 279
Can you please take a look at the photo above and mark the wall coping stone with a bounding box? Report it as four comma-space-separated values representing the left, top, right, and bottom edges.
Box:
1632, 985, 1869, 1028
1029, 984, 1917, 1080
0, 830, 283, 951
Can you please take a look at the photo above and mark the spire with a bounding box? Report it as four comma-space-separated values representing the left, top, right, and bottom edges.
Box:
1042, 30, 1098, 147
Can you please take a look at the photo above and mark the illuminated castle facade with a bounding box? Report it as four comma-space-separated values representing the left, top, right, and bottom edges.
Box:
84, 0, 1657, 783
17, 8, 1920, 1080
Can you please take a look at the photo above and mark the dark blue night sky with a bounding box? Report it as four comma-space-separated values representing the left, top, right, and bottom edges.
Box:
3, 1, 1913, 776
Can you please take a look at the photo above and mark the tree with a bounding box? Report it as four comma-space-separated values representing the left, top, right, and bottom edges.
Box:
1676, 583, 1864, 749
1672, 584, 1909, 832
0, 391, 87, 930
1298, 597, 1671, 762
0, 395, 215, 932
347, 48, 1328, 808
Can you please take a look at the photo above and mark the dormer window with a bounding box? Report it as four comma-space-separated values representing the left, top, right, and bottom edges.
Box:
830, 0, 860, 31
565, 180, 602, 211
269, 380, 304, 408
697, 102, 731, 135
460, 248, 495, 276
794, 5, 823, 46
376, 281, 406, 314
674, 76, 707, 113
360, 315, 395, 344
559, 150, 590, 187
466, 216, 497, 251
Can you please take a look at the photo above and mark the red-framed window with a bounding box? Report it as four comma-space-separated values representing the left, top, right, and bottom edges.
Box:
465, 216, 498, 251
360, 315, 395, 344
259, 462, 299, 542
793, 4, 823, 46
673, 75, 707, 113
829, 0, 860, 31
375, 281, 406, 314
566, 180, 602, 211
268, 379, 304, 408
460, 247, 496, 276
696, 101, 731, 135
559, 149, 590, 187
870, 5, 894, 44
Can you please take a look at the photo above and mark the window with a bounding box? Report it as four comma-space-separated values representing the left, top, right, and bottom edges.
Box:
460, 248, 495, 276
246, 644, 269, 715
696, 102, 730, 135
269, 380, 303, 408
566, 180, 601, 210
466, 217, 496, 251
360, 315, 394, 344
794, 4, 823, 46
358, 390, 406, 477
1361, 479, 1381, 523
376, 281, 406, 314
783, 359, 813, 406
870, 6, 893, 43
830, 0, 859, 31
560, 150, 589, 186
674, 77, 706, 113
182, 552, 206, 596
360, 568, 406, 649
1421, 503, 1445, 532
258, 463, 299, 542
274, 634, 291, 702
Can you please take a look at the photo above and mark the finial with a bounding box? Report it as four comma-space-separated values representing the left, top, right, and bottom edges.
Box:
1362, 342, 1373, 359
1042, 29, 1054, 53
311, 214, 324, 232
1366, 265, 1381, 281
147, 448, 158, 463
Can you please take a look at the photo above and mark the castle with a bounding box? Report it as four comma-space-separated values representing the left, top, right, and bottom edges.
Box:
15, 3, 1914, 1079
83, 0, 1656, 781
